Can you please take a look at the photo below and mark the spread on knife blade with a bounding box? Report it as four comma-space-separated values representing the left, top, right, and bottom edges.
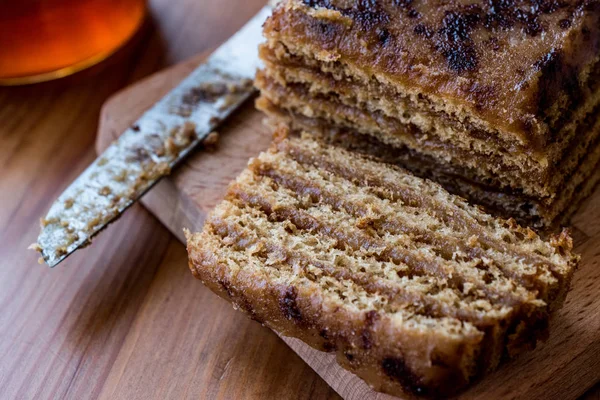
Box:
31, 6, 271, 267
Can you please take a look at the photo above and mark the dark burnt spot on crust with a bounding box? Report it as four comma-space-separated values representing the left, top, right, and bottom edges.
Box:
319, 328, 330, 340
515, 8, 545, 36
484, 0, 567, 36
217, 278, 235, 298
280, 286, 304, 324
434, 7, 481, 73
393, 0, 421, 19
319, 328, 336, 350
346, 1, 391, 30
440, 6, 483, 43
219, 278, 264, 324
322, 341, 337, 351
393, 0, 413, 8
485, 0, 517, 29
407, 9, 420, 18
414, 23, 434, 38
558, 18, 571, 28
303, 0, 390, 30
377, 27, 392, 45
381, 357, 427, 396
301, 2, 356, 47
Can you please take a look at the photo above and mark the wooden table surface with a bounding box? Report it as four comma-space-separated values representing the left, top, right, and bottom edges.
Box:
0, 1, 597, 399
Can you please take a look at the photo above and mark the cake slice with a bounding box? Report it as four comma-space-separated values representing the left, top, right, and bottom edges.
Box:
256, 0, 600, 227
186, 134, 579, 397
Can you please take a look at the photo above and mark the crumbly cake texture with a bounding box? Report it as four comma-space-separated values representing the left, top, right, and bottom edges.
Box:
257, 0, 600, 228
186, 135, 579, 398
257, 96, 600, 227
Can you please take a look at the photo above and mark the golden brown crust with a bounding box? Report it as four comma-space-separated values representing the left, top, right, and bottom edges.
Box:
186, 135, 579, 398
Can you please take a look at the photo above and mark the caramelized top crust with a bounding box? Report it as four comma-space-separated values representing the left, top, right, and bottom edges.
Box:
264, 0, 600, 148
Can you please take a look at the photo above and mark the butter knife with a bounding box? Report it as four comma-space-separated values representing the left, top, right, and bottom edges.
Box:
32, 5, 272, 267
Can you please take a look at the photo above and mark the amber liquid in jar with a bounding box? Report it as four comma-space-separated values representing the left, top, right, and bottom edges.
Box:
0, 0, 145, 85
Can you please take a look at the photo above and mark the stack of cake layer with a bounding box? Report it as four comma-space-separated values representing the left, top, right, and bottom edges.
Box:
186, 135, 579, 397
256, 0, 600, 228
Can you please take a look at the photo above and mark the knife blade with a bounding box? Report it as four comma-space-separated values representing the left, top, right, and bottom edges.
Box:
32, 5, 272, 267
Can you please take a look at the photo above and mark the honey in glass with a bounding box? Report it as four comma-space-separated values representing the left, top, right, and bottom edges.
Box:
0, 0, 146, 85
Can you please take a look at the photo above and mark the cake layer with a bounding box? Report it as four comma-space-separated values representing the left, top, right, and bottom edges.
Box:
256, 70, 600, 200
264, 0, 600, 151
259, 41, 600, 174
257, 97, 600, 228
186, 135, 579, 397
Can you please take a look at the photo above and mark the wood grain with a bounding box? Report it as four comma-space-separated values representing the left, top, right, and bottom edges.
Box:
0, 1, 339, 399
98, 47, 600, 400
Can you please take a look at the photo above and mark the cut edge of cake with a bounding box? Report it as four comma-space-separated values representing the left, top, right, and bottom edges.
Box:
256, 95, 600, 229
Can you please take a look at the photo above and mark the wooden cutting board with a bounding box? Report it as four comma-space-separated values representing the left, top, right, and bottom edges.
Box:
96, 53, 600, 400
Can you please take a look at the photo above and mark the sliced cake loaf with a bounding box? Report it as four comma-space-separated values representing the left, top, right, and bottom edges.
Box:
256, 0, 600, 228
186, 134, 579, 397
